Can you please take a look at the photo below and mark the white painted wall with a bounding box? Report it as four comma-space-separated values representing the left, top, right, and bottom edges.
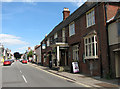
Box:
108, 22, 120, 45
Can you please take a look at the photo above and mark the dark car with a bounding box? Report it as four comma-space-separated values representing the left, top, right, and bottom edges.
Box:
3, 60, 11, 66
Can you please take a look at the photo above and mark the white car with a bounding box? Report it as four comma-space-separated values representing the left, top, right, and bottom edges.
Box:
19, 59, 23, 62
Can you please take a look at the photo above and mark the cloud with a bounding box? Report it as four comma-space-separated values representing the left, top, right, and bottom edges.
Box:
17, 45, 35, 53
70, 0, 87, 7
1, 0, 14, 2
17, 46, 28, 53
2, 0, 86, 2
0, 34, 29, 46
1, 0, 87, 7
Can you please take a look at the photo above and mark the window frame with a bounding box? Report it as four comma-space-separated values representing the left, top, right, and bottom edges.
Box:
54, 33, 58, 39
84, 35, 98, 59
86, 8, 95, 28
47, 38, 50, 47
72, 45, 79, 61
69, 22, 75, 37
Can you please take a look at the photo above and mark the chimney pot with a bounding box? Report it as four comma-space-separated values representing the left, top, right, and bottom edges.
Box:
45, 34, 47, 37
63, 8, 70, 20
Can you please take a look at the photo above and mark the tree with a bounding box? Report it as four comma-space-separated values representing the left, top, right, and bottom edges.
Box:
27, 50, 33, 59
14, 52, 21, 59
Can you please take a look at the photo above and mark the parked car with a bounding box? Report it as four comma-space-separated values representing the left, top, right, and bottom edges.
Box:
9, 59, 14, 63
28, 60, 31, 62
3, 60, 11, 66
22, 59, 27, 64
19, 59, 23, 62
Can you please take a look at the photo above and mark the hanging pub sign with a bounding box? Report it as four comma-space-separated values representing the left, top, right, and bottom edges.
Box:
72, 62, 79, 73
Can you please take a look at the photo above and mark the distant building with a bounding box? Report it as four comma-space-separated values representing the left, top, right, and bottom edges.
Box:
0, 44, 4, 62
34, 45, 41, 64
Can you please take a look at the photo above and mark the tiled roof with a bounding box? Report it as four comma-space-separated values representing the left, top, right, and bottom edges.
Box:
45, 2, 99, 39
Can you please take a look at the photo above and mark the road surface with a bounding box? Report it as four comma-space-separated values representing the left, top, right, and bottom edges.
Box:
2, 61, 89, 87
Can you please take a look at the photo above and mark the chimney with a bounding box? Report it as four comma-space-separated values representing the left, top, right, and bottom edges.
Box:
63, 8, 70, 20
45, 34, 47, 38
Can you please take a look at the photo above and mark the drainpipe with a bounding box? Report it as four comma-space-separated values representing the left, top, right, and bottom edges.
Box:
104, 3, 111, 78
96, 2, 103, 78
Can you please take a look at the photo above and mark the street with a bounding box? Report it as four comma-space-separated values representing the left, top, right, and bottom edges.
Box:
2, 61, 87, 87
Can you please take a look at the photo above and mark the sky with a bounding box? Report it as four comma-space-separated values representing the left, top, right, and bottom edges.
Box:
0, 0, 86, 54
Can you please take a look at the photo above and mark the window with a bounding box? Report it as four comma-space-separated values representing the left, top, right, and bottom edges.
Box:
47, 38, 50, 47
86, 8, 95, 27
54, 33, 58, 39
69, 22, 75, 36
84, 35, 98, 59
73, 45, 79, 61
62, 28, 66, 42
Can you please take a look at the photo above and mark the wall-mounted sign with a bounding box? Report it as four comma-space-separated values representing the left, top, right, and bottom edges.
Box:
42, 44, 46, 49
72, 62, 79, 73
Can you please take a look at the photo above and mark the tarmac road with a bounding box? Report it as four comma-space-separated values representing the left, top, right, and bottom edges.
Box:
2, 61, 88, 88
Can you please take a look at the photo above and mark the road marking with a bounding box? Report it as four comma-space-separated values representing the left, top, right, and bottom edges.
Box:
28, 63, 91, 87
22, 75, 27, 83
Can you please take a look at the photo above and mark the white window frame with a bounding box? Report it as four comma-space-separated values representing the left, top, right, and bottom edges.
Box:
84, 35, 98, 59
69, 22, 75, 37
86, 8, 95, 27
47, 38, 50, 47
54, 33, 58, 39
73, 45, 79, 61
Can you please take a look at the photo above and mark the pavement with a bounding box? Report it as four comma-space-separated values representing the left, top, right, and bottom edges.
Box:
28, 62, 120, 89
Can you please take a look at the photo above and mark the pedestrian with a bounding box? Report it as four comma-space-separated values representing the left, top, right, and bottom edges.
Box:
49, 60, 52, 68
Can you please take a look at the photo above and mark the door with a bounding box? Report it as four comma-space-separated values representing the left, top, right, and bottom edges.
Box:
65, 51, 69, 66
115, 52, 120, 78
60, 50, 65, 66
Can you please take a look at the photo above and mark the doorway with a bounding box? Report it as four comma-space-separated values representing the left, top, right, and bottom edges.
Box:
115, 52, 120, 78
60, 49, 65, 66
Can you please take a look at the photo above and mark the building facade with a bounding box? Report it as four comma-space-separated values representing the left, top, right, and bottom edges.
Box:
41, 2, 120, 78
107, 9, 120, 78
34, 45, 41, 64
0, 44, 4, 62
